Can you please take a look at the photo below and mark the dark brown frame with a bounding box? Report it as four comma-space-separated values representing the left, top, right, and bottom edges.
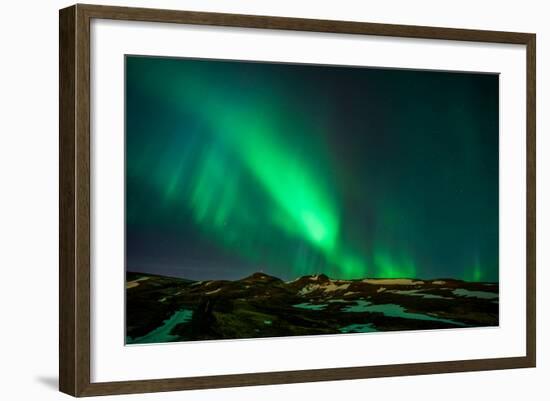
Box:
59, 3, 536, 397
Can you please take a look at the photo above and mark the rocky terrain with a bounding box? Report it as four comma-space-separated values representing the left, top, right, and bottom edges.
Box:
126, 271, 498, 344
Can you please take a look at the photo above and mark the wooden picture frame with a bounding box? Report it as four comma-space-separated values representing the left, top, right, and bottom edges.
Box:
59, 3, 536, 397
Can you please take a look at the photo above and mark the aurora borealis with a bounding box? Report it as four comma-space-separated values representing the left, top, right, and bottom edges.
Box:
125, 56, 499, 282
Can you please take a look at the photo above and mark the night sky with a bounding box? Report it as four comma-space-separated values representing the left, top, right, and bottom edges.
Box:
125, 56, 499, 282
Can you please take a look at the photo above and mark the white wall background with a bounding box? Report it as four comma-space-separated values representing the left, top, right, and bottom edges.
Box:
0, 0, 546, 400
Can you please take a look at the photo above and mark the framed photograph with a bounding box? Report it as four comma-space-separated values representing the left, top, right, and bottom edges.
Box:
59, 4, 536, 397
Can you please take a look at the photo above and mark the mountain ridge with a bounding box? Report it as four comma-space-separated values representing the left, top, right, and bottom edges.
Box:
126, 270, 499, 344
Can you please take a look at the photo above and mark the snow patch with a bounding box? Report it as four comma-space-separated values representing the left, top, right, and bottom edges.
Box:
363, 279, 424, 285
340, 323, 377, 333
389, 289, 450, 300
324, 282, 350, 293
293, 302, 328, 311
453, 288, 498, 299
298, 284, 321, 295
126, 276, 149, 289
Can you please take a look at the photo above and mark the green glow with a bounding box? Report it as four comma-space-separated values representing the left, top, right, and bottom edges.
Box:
126, 56, 499, 281
216, 111, 340, 254
334, 251, 367, 279
467, 256, 484, 282
127, 58, 401, 278
374, 249, 417, 279
473, 265, 483, 282
129, 60, 352, 276
127, 59, 417, 279
189, 147, 240, 228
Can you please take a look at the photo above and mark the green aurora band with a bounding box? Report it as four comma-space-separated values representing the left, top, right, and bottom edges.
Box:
126, 56, 498, 282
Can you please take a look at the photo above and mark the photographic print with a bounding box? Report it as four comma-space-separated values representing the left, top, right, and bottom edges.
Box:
125, 55, 499, 345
